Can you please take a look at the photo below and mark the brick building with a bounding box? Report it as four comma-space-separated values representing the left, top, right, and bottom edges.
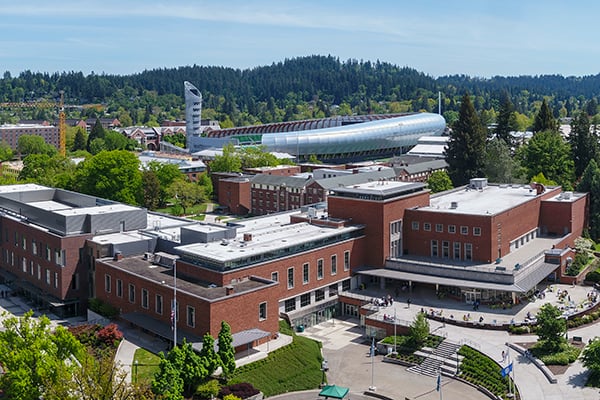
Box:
0, 123, 59, 151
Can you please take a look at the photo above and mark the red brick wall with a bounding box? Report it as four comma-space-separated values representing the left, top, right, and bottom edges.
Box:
218, 179, 251, 215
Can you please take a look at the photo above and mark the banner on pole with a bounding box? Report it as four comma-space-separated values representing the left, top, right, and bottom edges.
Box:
436, 373, 441, 391
370, 337, 375, 357
501, 363, 513, 378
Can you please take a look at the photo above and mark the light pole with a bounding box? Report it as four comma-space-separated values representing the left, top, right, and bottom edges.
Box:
321, 360, 328, 388
173, 260, 177, 347
134, 360, 138, 384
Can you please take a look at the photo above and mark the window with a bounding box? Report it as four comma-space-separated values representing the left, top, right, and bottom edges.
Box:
424, 223, 431, 231
342, 279, 351, 291
465, 243, 473, 261
45, 245, 51, 261
390, 220, 402, 234
331, 255, 337, 275
431, 240, 438, 257
473, 227, 481, 236
285, 298, 296, 312
271, 271, 279, 282
411, 221, 419, 230
344, 251, 350, 271
187, 306, 195, 327
317, 259, 324, 280
435, 224, 443, 232
300, 293, 311, 307
141, 289, 148, 309
453, 242, 461, 260
128, 284, 135, 303
448, 225, 456, 234
461, 226, 469, 235
116, 279, 123, 297
37, 264, 41, 280
46, 269, 51, 285
259, 302, 267, 320
315, 289, 325, 301
32, 240, 37, 255
155, 295, 163, 314
53, 272, 58, 288
303, 263, 309, 284
22, 236, 26, 250
22, 257, 26, 272
55, 249, 65, 266
105, 274, 111, 293
287, 267, 294, 289
329, 283, 338, 297
442, 241, 449, 258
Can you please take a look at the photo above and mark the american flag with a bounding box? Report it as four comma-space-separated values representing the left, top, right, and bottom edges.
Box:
170, 306, 175, 330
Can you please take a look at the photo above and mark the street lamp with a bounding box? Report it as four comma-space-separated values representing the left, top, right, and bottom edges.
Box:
321, 360, 329, 388
134, 360, 138, 384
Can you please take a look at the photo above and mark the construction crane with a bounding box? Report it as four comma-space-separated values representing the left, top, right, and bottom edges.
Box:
58, 91, 66, 156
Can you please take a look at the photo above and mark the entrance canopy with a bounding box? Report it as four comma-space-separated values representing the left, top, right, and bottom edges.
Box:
319, 385, 349, 399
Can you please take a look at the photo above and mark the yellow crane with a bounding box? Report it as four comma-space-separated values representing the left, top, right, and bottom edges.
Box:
58, 91, 66, 156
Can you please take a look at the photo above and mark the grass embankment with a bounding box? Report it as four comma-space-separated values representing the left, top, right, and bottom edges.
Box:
132, 348, 161, 384
229, 320, 324, 397
458, 346, 518, 400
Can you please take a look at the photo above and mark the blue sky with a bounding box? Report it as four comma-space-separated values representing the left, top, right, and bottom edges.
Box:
1, 0, 599, 78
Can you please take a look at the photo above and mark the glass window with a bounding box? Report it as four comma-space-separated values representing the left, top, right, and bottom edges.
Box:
53, 272, 58, 288
315, 289, 325, 302
300, 293, 311, 307
259, 302, 267, 320
431, 240, 438, 257
128, 284, 135, 303
424, 223, 431, 231
287, 267, 294, 289
156, 295, 163, 314
465, 243, 473, 261
271, 271, 278, 282
411, 221, 419, 230
344, 251, 350, 271
105, 274, 111, 293
117, 279, 123, 297
285, 298, 296, 312
46, 269, 50, 285
37, 264, 41, 280
448, 225, 456, 234
303, 263, 309, 284
461, 226, 469, 235
473, 227, 481, 236
142, 289, 149, 309
435, 224, 443, 232
342, 279, 351, 291
32, 240, 37, 255
331, 255, 337, 275
442, 241, 449, 258
317, 259, 324, 280
187, 306, 195, 327
453, 242, 461, 260
329, 283, 338, 297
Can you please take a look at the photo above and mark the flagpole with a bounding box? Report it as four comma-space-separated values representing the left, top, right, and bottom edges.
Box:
437, 370, 443, 400
173, 260, 177, 347
369, 336, 376, 391
507, 348, 513, 398
394, 309, 397, 353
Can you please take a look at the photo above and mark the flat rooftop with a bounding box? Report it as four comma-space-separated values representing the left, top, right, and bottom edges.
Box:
101, 255, 272, 300
426, 184, 565, 216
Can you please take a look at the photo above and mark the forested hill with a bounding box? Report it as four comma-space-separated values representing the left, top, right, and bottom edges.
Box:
2, 55, 600, 126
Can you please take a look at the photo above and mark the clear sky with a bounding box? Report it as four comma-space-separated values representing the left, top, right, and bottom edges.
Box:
1, 0, 599, 78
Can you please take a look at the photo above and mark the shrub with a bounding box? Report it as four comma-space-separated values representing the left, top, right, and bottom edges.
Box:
585, 270, 600, 283
96, 323, 123, 347
68, 323, 101, 347
195, 379, 220, 400
219, 382, 260, 399
88, 297, 120, 318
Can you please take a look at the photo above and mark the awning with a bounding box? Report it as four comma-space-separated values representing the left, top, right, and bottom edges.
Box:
319, 385, 349, 399
231, 328, 271, 348
121, 312, 203, 344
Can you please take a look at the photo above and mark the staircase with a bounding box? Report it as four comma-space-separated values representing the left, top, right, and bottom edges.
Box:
407, 339, 462, 377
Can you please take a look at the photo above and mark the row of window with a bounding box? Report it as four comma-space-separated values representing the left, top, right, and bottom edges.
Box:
5, 230, 65, 266
2, 249, 67, 288
104, 275, 269, 326
274, 251, 350, 289
430, 240, 473, 261
283, 280, 350, 312
412, 222, 481, 236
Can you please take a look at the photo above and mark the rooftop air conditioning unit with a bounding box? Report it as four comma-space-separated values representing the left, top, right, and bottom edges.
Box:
450, 201, 458, 209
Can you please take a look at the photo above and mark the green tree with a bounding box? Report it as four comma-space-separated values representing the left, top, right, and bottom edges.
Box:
582, 337, 600, 379
0, 141, 14, 161
535, 304, 566, 352
72, 127, 87, 152
199, 333, 219, 377
569, 111, 599, 179
532, 99, 557, 133
239, 145, 282, 169
142, 169, 161, 210
409, 312, 430, 347
146, 161, 184, 207
426, 170, 453, 193
17, 134, 57, 157
0, 311, 84, 400
577, 159, 600, 240
495, 91, 518, 147
104, 130, 135, 151
73, 150, 142, 205
168, 178, 206, 215
197, 172, 214, 199
484, 138, 519, 183
171, 340, 208, 397
19, 154, 76, 188
151, 353, 184, 400
87, 118, 106, 151
518, 130, 574, 189
217, 321, 236, 378
210, 143, 242, 173
445, 92, 487, 186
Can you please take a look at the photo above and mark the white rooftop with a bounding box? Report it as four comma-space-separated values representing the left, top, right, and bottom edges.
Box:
427, 184, 560, 216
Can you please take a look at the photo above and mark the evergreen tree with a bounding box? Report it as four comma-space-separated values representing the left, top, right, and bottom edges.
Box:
72, 128, 87, 152
141, 170, 161, 210
484, 138, 518, 183
577, 159, 600, 240
494, 90, 518, 146
569, 111, 599, 179
445, 92, 487, 186
426, 170, 453, 193
199, 333, 219, 376
217, 321, 236, 378
532, 99, 557, 133
86, 118, 106, 151
518, 130, 574, 189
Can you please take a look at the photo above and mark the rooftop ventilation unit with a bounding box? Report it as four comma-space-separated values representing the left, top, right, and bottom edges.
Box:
450, 201, 458, 209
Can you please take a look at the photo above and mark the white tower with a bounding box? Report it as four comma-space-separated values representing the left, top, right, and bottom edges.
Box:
184, 81, 202, 151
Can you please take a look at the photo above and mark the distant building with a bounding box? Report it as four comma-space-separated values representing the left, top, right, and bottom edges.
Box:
0, 123, 59, 150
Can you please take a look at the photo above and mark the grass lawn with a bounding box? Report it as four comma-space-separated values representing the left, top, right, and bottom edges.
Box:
459, 346, 517, 399
132, 347, 161, 384
229, 321, 324, 397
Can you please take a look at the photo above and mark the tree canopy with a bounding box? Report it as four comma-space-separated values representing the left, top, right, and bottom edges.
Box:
218, 321, 236, 379
535, 304, 566, 351
532, 99, 557, 133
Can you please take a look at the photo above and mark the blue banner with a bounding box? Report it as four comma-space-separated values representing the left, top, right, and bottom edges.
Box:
501, 363, 513, 378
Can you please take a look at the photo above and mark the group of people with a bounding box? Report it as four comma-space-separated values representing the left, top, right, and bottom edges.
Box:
373, 294, 394, 307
